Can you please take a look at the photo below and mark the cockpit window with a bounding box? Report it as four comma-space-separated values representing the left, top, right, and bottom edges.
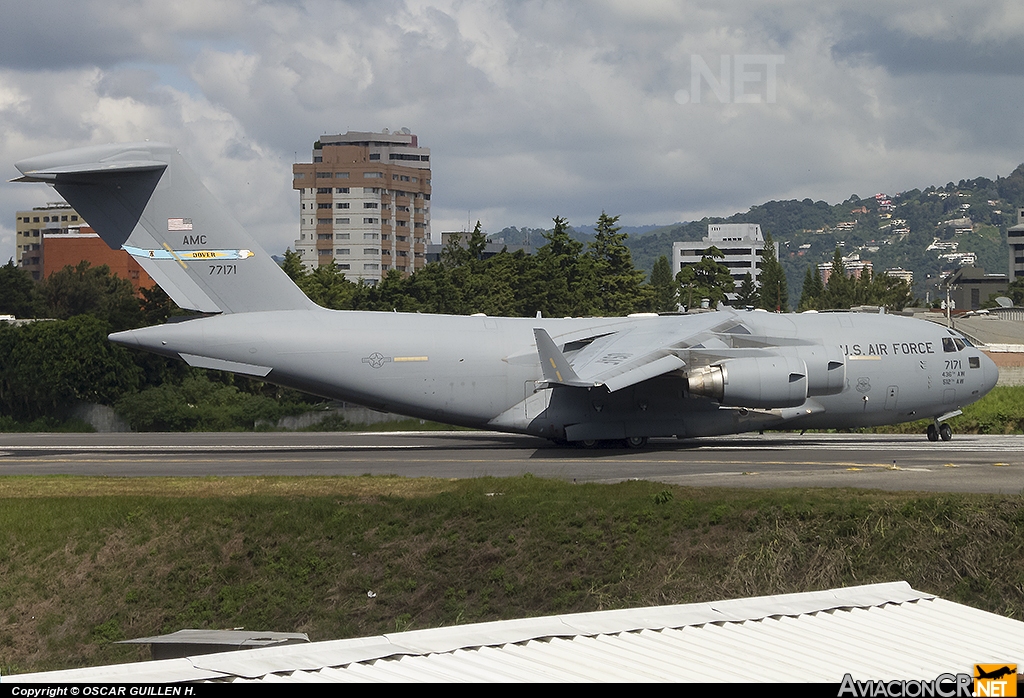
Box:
954, 338, 966, 351
969, 356, 980, 369
942, 337, 956, 353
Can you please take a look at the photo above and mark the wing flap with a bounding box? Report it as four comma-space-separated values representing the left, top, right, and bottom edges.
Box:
535, 327, 687, 392
600, 353, 686, 392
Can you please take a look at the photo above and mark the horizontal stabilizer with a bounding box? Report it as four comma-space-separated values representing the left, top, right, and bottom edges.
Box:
178, 353, 272, 377
11, 159, 166, 183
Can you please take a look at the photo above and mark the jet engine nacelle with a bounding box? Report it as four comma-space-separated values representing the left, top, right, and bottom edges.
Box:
687, 356, 808, 408
792, 345, 846, 397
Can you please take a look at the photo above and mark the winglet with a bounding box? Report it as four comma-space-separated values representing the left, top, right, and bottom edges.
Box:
534, 328, 596, 388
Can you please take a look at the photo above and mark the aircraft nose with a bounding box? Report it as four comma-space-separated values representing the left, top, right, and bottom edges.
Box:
981, 352, 999, 395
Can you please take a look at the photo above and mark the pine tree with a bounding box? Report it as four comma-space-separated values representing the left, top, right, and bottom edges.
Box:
280, 249, 306, 282
650, 255, 677, 312
587, 212, 647, 316
798, 265, 823, 311
531, 216, 589, 316
823, 247, 853, 309
735, 272, 759, 307
756, 232, 788, 312
466, 221, 488, 261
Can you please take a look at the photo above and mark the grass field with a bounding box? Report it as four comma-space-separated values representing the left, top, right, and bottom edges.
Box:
3, 475, 1024, 675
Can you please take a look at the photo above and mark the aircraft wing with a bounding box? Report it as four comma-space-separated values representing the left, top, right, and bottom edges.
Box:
536, 312, 742, 393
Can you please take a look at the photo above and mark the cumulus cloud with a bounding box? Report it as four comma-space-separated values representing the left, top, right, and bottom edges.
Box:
3, 0, 1024, 260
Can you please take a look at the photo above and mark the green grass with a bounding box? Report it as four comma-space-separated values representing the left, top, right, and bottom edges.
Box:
0, 416, 95, 433
3, 476, 1024, 674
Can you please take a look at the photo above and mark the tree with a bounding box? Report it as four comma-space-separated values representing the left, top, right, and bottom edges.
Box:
650, 255, 678, 312
300, 262, 357, 309
735, 272, 759, 307
0, 259, 36, 318
138, 285, 183, 326
822, 248, 853, 309
0, 316, 142, 420
466, 221, 488, 261
756, 232, 788, 312
587, 212, 648, 316
35, 261, 142, 331
676, 247, 735, 309
405, 262, 465, 315
280, 249, 306, 282
1006, 276, 1024, 306
798, 265, 824, 311
529, 215, 591, 317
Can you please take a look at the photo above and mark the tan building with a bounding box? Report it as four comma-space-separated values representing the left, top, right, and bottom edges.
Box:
818, 254, 873, 284
292, 129, 431, 283
14, 202, 155, 292
43, 229, 155, 293
15, 202, 85, 280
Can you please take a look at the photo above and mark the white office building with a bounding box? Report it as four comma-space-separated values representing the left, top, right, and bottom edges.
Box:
672, 223, 775, 289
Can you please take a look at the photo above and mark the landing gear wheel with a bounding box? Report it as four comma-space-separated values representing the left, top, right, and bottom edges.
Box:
927, 424, 938, 442
579, 439, 598, 449
939, 423, 952, 441
625, 436, 648, 449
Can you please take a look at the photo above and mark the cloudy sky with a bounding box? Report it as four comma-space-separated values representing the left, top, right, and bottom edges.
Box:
4, 0, 1024, 262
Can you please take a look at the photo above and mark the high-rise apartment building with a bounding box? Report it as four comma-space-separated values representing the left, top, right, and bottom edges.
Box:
292, 129, 431, 283
1007, 207, 1024, 280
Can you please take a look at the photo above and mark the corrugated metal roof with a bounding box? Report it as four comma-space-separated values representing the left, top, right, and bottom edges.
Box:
11, 581, 1024, 683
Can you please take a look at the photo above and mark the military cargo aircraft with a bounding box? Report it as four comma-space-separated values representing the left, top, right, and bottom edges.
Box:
13, 142, 999, 447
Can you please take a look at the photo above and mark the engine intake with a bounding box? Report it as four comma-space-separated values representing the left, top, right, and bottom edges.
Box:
687, 356, 809, 408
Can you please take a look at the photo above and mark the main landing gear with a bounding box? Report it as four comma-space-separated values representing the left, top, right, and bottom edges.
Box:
573, 436, 650, 449
926, 422, 952, 442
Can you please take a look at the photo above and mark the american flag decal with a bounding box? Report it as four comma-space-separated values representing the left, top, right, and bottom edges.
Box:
168, 218, 193, 231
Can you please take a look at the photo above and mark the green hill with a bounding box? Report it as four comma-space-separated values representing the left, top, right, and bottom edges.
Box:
544, 164, 1024, 299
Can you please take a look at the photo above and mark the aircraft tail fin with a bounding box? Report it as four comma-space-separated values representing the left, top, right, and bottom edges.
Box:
14, 142, 314, 314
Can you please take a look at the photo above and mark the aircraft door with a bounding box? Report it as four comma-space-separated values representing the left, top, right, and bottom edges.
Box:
884, 385, 898, 411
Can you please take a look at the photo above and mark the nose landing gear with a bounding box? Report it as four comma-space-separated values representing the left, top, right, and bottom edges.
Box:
927, 422, 953, 442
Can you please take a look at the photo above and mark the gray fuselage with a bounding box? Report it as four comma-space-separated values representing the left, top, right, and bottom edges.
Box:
111, 306, 998, 442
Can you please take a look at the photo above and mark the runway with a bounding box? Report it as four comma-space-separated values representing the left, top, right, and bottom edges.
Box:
2, 431, 1024, 493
